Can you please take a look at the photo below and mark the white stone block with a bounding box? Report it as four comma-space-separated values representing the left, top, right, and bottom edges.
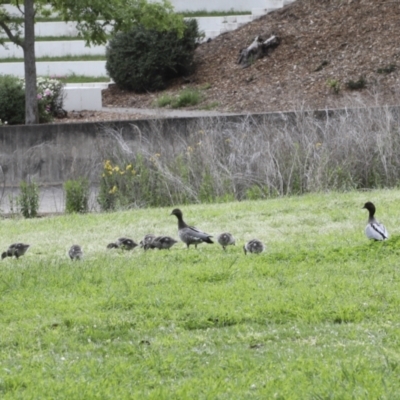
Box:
252, 8, 268, 16
0, 41, 106, 59
63, 86, 103, 111
0, 61, 107, 78
266, 0, 284, 9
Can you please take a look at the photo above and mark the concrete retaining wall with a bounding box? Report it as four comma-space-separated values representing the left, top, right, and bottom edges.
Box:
0, 113, 285, 187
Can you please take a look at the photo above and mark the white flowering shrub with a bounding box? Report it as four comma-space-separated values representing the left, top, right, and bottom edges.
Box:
22, 77, 65, 123
0, 76, 65, 124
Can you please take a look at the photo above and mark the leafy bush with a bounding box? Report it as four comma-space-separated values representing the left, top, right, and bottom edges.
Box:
0, 75, 25, 125
377, 64, 396, 74
345, 76, 367, 90
0, 75, 64, 125
97, 153, 185, 211
172, 88, 201, 108
327, 79, 340, 94
98, 160, 137, 211
64, 178, 89, 213
106, 19, 202, 92
18, 181, 39, 218
154, 88, 202, 108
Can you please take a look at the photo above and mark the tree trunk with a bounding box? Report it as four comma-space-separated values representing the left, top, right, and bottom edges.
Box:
23, 0, 39, 124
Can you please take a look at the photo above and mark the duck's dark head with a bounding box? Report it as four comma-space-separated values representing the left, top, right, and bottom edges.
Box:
16, 243, 30, 255
170, 208, 183, 219
363, 201, 376, 215
1, 252, 7, 260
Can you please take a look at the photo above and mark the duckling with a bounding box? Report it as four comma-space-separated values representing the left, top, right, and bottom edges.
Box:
69, 245, 83, 260
363, 201, 389, 241
140, 234, 156, 250
1, 243, 30, 259
147, 236, 178, 250
170, 208, 213, 249
243, 239, 265, 255
217, 232, 235, 251
107, 237, 138, 250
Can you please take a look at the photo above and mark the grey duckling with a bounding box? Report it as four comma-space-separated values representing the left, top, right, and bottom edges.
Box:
170, 208, 213, 249
243, 239, 265, 255
69, 245, 83, 260
107, 237, 138, 250
2, 243, 30, 259
140, 234, 156, 250
217, 232, 235, 251
147, 236, 178, 250
363, 201, 389, 241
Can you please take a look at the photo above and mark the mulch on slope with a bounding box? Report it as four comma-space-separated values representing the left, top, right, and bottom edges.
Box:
102, 0, 400, 114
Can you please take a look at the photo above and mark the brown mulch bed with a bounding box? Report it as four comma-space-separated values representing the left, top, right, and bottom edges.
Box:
99, 0, 400, 115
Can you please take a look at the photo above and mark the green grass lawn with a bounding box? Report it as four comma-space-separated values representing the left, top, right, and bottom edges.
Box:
1, 190, 400, 398
42, 74, 110, 83
0, 55, 105, 63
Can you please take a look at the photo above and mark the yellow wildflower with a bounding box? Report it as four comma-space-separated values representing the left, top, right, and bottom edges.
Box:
109, 185, 118, 194
104, 160, 113, 170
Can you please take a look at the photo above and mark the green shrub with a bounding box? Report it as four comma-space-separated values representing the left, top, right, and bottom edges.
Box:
377, 64, 396, 74
345, 76, 367, 90
0, 75, 64, 125
98, 160, 137, 211
172, 88, 201, 108
154, 94, 174, 108
64, 178, 89, 213
18, 181, 39, 218
327, 79, 340, 94
106, 19, 202, 92
0, 75, 25, 125
245, 185, 266, 200
154, 89, 202, 108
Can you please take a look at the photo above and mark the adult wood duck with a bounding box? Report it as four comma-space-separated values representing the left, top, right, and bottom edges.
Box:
170, 208, 213, 249
363, 201, 389, 241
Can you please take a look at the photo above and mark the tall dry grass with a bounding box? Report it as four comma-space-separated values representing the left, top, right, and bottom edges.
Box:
98, 104, 400, 207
